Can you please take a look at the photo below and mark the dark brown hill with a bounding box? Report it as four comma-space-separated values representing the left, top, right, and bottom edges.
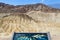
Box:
0, 3, 60, 13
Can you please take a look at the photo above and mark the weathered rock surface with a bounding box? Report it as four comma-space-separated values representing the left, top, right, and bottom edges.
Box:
0, 3, 60, 40
0, 3, 60, 13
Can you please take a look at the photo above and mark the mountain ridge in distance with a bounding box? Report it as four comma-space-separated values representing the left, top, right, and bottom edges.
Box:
0, 2, 60, 13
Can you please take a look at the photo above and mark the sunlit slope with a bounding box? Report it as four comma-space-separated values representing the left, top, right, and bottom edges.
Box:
0, 12, 60, 40
27, 11, 60, 40
0, 14, 39, 36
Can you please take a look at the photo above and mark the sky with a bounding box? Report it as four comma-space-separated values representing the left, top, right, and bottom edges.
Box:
0, 0, 60, 5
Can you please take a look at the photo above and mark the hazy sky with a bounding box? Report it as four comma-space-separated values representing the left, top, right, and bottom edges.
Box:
0, 0, 60, 5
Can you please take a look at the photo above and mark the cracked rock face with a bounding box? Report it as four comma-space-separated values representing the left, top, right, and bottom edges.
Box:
27, 11, 60, 40
0, 12, 60, 40
0, 3, 60, 40
0, 14, 39, 37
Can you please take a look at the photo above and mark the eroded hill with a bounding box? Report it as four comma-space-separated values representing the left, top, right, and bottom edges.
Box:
0, 3, 60, 13
0, 3, 60, 40
0, 14, 39, 36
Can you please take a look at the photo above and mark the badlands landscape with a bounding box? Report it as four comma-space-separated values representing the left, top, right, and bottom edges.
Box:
0, 3, 60, 40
